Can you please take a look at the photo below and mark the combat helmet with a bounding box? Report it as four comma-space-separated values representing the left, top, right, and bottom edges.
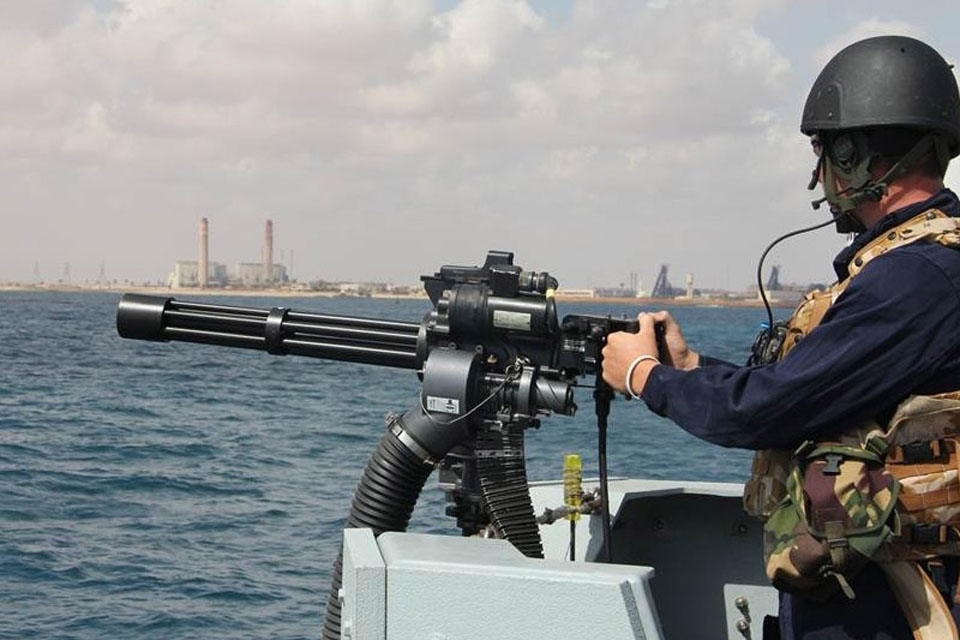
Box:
801, 36, 960, 231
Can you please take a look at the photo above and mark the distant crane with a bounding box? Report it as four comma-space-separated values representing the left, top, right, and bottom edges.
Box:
766, 265, 782, 291
651, 265, 673, 298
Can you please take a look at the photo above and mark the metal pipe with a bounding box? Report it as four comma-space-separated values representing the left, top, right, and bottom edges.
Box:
161, 328, 418, 368
164, 299, 421, 333
168, 300, 267, 317
285, 310, 420, 333
283, 321, 419, 346
160, 310, 418, 347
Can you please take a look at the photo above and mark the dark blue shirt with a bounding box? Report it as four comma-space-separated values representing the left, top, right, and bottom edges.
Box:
642, 189, 960, 450
640, 189, 960, 639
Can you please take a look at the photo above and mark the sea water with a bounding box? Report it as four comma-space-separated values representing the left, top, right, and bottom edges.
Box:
0, 292, 780, 639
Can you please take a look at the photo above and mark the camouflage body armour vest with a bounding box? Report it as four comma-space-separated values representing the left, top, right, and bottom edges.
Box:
743, 209, 960, 639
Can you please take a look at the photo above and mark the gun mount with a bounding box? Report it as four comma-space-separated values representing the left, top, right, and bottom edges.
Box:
117, 250, 642, 639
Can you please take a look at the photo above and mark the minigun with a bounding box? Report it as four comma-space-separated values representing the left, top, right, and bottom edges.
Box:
116, 250, 645, 640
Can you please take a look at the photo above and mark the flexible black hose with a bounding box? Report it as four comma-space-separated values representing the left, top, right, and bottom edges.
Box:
321, 429, 433, 640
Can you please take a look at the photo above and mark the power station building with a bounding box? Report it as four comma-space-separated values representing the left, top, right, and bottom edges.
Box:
233, 262, 287, 287
171, 260, 228, 288
169, 218, 288, 289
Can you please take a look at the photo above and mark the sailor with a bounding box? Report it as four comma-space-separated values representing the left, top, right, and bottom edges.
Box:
602, 35, 960, 639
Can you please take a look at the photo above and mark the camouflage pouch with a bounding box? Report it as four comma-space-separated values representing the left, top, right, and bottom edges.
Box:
763, 442, 900, 601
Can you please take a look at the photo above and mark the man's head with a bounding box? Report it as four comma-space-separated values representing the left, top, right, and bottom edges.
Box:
801, 36, 960, 232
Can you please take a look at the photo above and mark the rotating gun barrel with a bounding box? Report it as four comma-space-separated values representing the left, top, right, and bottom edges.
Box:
116, 293, 422, 369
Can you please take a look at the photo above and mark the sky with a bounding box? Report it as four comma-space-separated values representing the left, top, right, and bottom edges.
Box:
3, 0, 960, 289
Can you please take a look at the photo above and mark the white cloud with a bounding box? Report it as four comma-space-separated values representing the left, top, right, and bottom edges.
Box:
61, 102, 134, 160
2, 0, 936, 290
411, 0, 543, 76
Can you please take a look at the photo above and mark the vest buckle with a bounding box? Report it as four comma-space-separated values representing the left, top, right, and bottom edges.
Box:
900, 439, 946, 463
822, 453, 843, 475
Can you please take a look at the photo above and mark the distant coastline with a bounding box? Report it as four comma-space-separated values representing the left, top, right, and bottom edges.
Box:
1, 284, 799, 308
586, 295, 797, 308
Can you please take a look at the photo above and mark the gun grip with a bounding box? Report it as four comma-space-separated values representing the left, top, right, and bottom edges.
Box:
654, 322, 670, 364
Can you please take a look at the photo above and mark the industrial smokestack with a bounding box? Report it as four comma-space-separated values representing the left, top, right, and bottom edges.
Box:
262, 219, 274, 285
199, 217, 209, 288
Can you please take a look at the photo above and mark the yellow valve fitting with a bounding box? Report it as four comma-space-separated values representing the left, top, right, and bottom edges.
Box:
545, 288, 556, 299
563, 454, 582, 521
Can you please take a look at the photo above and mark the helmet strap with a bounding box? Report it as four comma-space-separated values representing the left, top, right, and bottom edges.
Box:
818, 153, 870, 233
813, 133, 940, 233
933, 135, 951, 177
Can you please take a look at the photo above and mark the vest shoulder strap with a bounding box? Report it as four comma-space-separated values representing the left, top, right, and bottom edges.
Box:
846, 208, 959, 279
784, 208, 958, 345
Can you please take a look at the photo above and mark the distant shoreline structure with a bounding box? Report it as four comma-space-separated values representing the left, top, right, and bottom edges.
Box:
1, 284, 799, 308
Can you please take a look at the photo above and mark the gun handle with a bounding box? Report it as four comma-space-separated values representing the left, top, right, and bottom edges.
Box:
654, 322, 670, 365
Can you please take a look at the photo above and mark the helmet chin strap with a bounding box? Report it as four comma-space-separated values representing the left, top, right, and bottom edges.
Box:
807, 133, 939, 234
809, 158, 867, 233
